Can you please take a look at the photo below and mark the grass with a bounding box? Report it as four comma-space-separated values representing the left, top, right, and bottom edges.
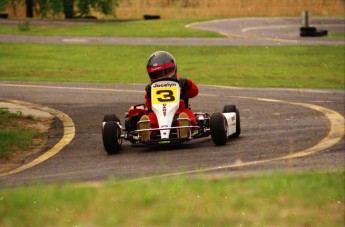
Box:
0, 44, 344, 89
0, 171, 343, 226
0, 18, 223, 37
0, 109, 40, 158
329, 32, 345, 38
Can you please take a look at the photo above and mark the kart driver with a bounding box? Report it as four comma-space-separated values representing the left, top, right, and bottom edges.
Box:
139, 51, 199, 142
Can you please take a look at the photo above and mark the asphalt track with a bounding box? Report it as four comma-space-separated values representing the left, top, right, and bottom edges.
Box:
0, 18, 344, 186
0, 82, 344, 186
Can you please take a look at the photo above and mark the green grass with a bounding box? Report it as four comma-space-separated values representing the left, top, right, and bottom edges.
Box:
0, 171, 343, 226
0, 109, 40, 157
329, 32, 345, 38
0, 19, 222, 37
0, 44, 344, 89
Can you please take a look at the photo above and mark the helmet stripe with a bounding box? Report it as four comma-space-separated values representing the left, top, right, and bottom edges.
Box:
147, 62, 176, 73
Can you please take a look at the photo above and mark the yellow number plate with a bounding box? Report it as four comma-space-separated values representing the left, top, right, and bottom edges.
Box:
152, 87, 178, 105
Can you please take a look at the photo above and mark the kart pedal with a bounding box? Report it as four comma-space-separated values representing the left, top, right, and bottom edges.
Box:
178, 112, 190, 139
138, 115, 151, 142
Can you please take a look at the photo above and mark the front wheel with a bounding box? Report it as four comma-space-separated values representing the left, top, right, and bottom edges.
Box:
102, 121, 122, 154
210, 112, 228, 146
103, 114, 120, 123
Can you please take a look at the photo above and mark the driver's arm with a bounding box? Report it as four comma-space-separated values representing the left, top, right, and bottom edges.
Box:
145, 84, 152, 110
185, 79, 199, 98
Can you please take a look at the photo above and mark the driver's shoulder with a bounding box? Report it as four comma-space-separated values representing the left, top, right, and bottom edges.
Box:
178, 77, 189, 90
145, 84, 151, 93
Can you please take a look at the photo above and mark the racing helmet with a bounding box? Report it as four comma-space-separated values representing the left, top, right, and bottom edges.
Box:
146, 51, 177, 82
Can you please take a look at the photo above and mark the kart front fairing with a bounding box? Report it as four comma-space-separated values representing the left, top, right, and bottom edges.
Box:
134, 79, 199, 144
152, 80, 180, 139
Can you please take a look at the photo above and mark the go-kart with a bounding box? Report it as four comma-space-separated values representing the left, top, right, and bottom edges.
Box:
102, 78, 241, 154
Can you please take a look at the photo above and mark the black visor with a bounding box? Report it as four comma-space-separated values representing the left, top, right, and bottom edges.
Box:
149, 67, 174, 80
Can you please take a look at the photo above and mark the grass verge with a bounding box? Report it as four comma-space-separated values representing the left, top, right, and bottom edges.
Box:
0, 171, 343, 226
329, 32, 345, 38
0, 109, 42, 158
0, 44, 344, 89
0, 19, 222, 37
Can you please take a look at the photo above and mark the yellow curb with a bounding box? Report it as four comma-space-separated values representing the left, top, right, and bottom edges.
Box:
0, 100, 75, 177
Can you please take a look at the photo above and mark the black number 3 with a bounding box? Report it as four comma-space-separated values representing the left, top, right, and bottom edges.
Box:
156, 90, 175, 102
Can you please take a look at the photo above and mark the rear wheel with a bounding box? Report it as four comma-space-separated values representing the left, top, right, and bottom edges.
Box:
210, 112, 228, 146
102, 121, 122, 154
223, 105, 241, 138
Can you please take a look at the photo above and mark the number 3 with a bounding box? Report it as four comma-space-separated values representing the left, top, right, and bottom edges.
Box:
156, 90, 175, 102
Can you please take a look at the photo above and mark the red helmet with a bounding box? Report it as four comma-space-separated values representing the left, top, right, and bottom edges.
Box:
146, 51, 177, 82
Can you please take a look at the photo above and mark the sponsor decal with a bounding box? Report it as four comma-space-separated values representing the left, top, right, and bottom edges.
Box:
151, 82, 179, 105
152, 82, 177, 88
163, 103, 167, 116
151, 66, 161, 71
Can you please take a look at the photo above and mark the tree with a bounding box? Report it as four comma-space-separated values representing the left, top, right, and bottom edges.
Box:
3, 0, 120, 19
25, 0, 33, 17
76, 0, 117, 18
63, 0, 74, 19
0, 0, 10, 12
53, 0, 120, 19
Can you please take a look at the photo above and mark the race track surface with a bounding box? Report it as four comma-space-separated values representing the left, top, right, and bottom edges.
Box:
0, 17, 344, 186
0, 82, 344, 186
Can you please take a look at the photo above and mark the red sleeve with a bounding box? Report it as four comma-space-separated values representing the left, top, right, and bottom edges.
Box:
184, 79, 199, 98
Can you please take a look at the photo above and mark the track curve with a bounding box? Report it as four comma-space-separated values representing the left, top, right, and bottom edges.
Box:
0, 82, 344, 186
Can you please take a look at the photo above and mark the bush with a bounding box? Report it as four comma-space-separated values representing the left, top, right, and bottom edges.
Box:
17, 20, 31, 32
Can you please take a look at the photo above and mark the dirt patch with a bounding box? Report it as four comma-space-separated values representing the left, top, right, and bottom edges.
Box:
0, 116, 52, 174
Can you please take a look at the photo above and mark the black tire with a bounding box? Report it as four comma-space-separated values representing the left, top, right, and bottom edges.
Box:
210, 112, 228, 146
300, 26, 316, 32
223, 105, 236, 113
103, 114, 120, 123
102, 121, 122, 154
314, 30, 328, 36
223, 105, 241, 138
300, 29, 328, 37
143, 15, 161, 20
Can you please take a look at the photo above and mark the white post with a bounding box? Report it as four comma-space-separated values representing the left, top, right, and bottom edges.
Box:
301, 11, 310, 27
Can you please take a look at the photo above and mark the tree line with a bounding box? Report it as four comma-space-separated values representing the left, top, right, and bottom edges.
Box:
0, 0, 119, 19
